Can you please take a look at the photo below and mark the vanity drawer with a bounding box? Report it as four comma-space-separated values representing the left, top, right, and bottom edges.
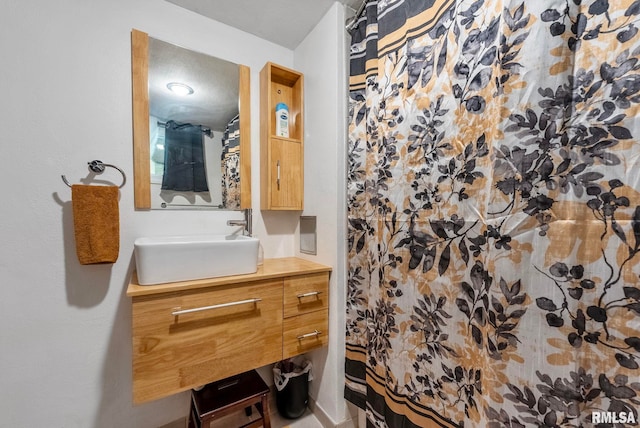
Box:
131, 279, 283, 404
283, 309, 329, 359
283, 272, 329, 318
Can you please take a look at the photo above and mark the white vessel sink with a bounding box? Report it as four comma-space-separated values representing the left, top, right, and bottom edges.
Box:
134, 234, 259, 285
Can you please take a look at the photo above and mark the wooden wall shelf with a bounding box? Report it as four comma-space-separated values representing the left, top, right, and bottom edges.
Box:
260, 62, 304, 210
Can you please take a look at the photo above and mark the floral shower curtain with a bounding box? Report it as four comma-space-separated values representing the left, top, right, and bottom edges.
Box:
221, 114, 240, 209
345, 0, 640, 426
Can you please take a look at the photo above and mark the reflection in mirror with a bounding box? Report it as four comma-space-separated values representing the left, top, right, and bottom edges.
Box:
149, 37, 238, 209
131, 29, 251, 210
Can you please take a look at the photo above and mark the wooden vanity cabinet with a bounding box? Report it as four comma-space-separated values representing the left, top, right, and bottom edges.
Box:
260, 62, 304, 210
127, 258, 331, 404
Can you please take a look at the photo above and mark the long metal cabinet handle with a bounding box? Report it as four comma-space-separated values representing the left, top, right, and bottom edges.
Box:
297, 330, 322, 340
171, 298, 262, 316
276, 160, 281, 190
297, 291, 322, 299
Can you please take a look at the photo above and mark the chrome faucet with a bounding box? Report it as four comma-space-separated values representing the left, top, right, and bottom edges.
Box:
227, 209, 252, 236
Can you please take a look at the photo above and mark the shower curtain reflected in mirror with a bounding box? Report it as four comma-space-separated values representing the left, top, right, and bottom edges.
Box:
161, 120, 210, 192
221, 115, 241, 210
345, 1, 640, 426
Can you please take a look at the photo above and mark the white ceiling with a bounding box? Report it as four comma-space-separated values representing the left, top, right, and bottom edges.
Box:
166, 0, 362, 49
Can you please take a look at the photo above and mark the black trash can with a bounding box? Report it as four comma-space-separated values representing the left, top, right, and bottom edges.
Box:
273, 358, 312, 419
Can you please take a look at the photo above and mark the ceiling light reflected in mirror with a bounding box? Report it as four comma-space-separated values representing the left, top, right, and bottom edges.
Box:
166, 82, 194, 96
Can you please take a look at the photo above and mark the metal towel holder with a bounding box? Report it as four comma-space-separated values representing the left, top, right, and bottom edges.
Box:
61, 160, 127, 188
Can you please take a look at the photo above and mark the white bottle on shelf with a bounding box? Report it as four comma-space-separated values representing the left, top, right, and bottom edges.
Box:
275, 102, 289, 137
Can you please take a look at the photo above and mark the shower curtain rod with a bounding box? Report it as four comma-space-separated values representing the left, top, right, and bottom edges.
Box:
157, 121, 212, 136
345, 0, 367, 31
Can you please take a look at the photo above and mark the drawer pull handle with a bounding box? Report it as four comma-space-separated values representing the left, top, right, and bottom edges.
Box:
297, 291, 322, 299
297, 330, 322, 340
171, 298, 262, 316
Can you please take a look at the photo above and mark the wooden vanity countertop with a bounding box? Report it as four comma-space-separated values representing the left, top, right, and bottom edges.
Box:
126, 257, 332, 297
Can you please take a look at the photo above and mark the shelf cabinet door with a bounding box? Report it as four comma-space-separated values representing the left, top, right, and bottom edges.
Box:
269, 138, 303, 210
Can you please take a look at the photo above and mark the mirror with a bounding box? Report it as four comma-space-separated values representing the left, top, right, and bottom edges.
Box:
131, 29, 251, 210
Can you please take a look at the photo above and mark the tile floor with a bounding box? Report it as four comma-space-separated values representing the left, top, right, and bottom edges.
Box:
270, 408, 323, 428
206, 403, 323, 428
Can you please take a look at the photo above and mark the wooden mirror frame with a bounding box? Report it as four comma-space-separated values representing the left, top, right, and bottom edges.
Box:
131, 29, 251, 210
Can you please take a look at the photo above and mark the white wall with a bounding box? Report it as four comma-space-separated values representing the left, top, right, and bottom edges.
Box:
294, 3, 349, 426
0, 1, 295, 426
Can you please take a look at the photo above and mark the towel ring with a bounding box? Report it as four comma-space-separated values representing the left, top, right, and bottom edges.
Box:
61, 160, 127, 188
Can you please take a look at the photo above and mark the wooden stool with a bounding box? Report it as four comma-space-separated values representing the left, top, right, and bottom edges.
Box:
188, 370, 271, 428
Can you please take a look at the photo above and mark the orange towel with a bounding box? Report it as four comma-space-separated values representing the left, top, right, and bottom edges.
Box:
71, 185, 120, 265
